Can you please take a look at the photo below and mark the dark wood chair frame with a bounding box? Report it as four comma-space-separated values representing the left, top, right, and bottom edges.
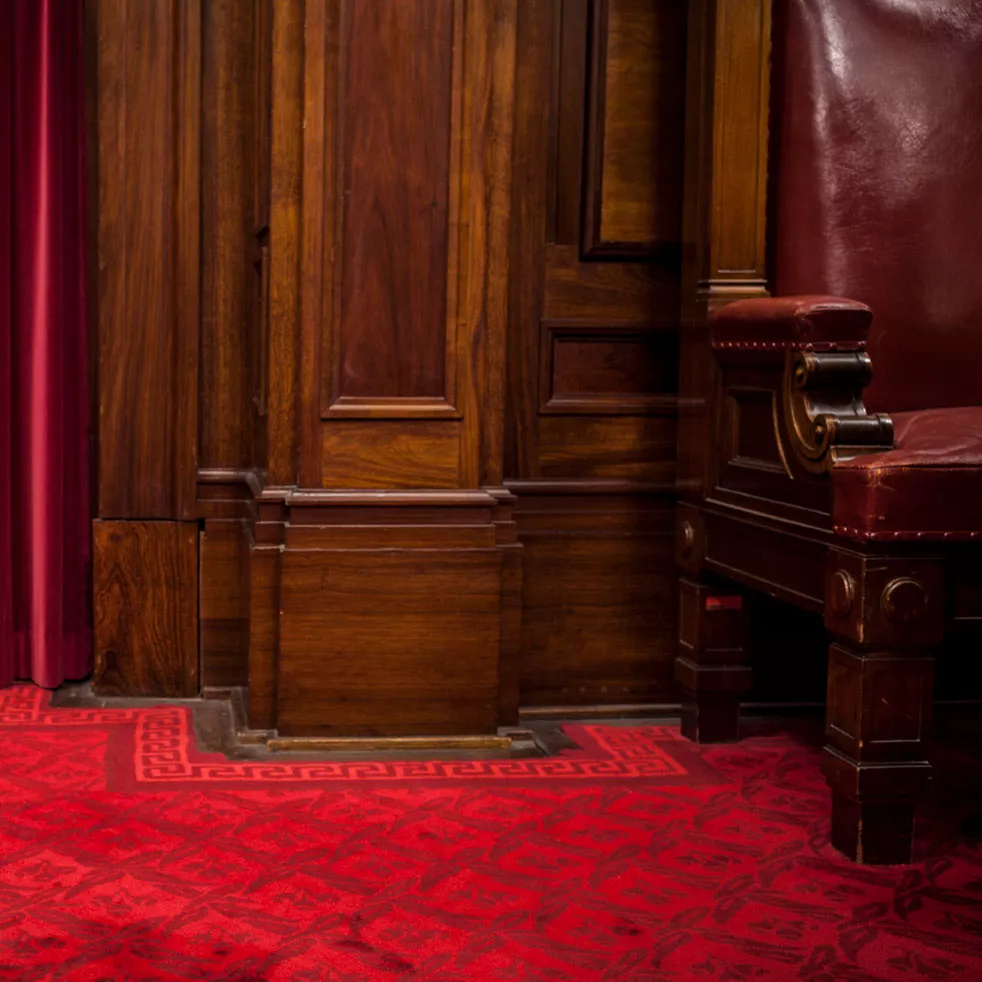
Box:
674, 0, 981, 865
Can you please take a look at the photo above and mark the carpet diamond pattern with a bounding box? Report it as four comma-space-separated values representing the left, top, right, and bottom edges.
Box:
0, 686, 979, 980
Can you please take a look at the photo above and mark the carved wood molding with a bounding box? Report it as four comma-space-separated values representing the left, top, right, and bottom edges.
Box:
538, 319, 679, 416
782, 350, 894, 473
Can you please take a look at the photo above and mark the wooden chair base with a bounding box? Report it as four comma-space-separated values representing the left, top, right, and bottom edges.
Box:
829, 793, 917, 866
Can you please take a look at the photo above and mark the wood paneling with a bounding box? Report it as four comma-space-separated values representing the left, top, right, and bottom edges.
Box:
677, 0, 772, 498
93, 521, 198, 697
539, 417, 677, 481
90, 0, 208, 696
541, 320, 678, 414
265, 0, 304, 486
507, 0, 554, 478
710, 0, 770, 276
247, 539, 280, 730
93, 0, 200, 519
544, 245, 678, 320
90, 0, 684, 729
506, 0, 686, 708
278, 550, 501, 736
199, 519, 249, 688
289, 0, 516, 490
549, 0, 589, 245
337, 1, 454, 402
491, 490, 524, 726
200, 0, 257, 470
203, 0, 521, 739
321, 421, 460, 489
514, 492, 677, 708
582, 0, 687, 257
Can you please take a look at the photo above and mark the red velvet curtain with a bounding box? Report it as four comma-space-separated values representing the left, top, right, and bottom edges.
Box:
0, 0, 92, 687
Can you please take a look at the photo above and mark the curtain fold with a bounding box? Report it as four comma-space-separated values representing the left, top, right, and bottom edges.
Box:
0, 0, 92, 688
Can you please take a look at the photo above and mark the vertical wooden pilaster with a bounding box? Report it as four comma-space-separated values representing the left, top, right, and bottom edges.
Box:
678, 0, 771, 499
90, 0, 202, 695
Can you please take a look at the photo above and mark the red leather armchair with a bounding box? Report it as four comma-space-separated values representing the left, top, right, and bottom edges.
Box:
675, 0, 982, 864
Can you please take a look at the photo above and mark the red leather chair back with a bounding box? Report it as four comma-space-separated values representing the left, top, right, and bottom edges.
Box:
770, 0, 982, 413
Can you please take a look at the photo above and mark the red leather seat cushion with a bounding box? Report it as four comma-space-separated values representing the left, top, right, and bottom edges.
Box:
833, 408, 982, 541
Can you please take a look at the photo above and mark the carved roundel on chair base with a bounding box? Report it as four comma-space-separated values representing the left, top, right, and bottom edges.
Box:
828, 570, 856, 617
679, 520, 696, 558
880, 576, 929, 626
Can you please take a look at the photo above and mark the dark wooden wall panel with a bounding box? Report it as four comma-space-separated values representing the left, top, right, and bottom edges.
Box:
320, 422, 460, 489
338, 1, 454, 401
91, 0, 204, 697
515, 493, 677, 708
541, 321, 678, 414
195, 2, 260, 692
551, 337, 665, 401
94, 0, 200, 520
199, 519, 249, 689
200, 0, 257, 470
91, 0, 690, 729
304, 0, 515, 492
582, 0, 686, 257
507, 0, 686, 711
538, 418, 677, 481
93, 521, 198, 696
677, 0, 771, 498
265, 0, 303, 487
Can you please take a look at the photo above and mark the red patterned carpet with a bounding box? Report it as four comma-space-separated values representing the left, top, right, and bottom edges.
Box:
0, 687, 980, 981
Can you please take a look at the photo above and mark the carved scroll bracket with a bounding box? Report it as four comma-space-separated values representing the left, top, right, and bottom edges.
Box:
783, 350, 893, 473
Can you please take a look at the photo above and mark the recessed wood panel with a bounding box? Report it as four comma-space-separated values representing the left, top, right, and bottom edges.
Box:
337, 0, 455, 401
93, 521, 198, 697
321, 421, 460, 489
540, 320, 678, 414
711, 0, 769, 276
729, 388, 784, 467
300, 0, 514, 487
581, 0, 686, 258
555, 338, 651, 396
200, 0, 256, 470
278, 551, 501, 736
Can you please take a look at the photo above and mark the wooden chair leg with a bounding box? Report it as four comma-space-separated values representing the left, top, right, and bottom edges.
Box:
822, 642, 934, 865
674, 577, 750, 743
822, 550, 943, 864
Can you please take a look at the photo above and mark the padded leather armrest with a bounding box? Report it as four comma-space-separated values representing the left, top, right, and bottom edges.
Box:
710, 296, 872, 351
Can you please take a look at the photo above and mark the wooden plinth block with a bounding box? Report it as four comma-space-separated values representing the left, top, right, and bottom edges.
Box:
242, 489, 518, 740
